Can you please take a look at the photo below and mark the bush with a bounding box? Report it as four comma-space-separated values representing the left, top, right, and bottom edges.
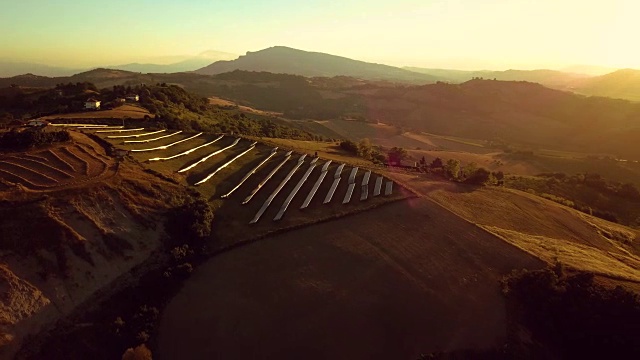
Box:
121, 344, 153, 360
0, 128, 70, 150
387, 147, 408, 165
464, 167, 492, 185
339, 140, 358, 154
164, 197, 214, 247
502, 265, 640, 359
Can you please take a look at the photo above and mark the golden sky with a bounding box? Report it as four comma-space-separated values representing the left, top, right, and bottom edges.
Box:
0, 0, 637, 70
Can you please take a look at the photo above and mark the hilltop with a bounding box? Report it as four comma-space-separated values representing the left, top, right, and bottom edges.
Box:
195, 46, 439, 84
570, 68, 640, 101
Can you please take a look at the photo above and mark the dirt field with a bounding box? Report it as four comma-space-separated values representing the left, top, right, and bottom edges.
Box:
40, 104, 152, 120
158, 198, 543, 360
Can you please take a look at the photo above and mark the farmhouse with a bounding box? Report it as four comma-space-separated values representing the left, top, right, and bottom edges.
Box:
126, 94, 139, 102
85, 98, 101, 110
26, 119, 50, 127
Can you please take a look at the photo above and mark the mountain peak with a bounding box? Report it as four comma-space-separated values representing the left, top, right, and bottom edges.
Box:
195, 46, 438, 84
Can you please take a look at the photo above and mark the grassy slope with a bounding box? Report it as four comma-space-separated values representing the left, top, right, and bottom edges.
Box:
40, 104, 152, 120
158, 198, 543, 359
388, 173, 640, 282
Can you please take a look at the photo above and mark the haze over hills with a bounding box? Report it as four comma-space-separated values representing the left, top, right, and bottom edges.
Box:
569, 69, 640, 102
195, 46, 441, 84
5, 46, 640, 102
106, 50, 238, 74
3, 67, 640, 160
0, 60, 84, 77
0, 51, 238, 77
404, 67, 590, 88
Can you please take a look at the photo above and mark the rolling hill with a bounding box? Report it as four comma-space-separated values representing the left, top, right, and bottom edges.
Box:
195, 46, 439, 84
3, 68, 640, 159
570, 68, 640, 101
405, 67, 589, 88
0, 60, 84, 77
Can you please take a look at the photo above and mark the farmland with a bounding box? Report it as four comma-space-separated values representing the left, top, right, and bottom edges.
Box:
0, 132, 114, 192
155, 156, 640, 358
387, 172, 640, 282
158, 197, 544, 359
39, 104, 153, 120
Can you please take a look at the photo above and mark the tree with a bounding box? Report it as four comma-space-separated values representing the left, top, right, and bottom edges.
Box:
387, 147, 408, 165
357, 138, 372, 159
430, 157, 444, 169
444, 159, 460, 179
461, 162, 478, 178
465, 167, 492, 185
419, 156, 426, 166
492, 171, 504, 181
339, 140, 358, 154
165, 197, 214, 246
122, 344, 152, 360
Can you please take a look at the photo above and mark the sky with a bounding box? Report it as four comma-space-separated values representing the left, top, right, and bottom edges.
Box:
0, 0, 638, 71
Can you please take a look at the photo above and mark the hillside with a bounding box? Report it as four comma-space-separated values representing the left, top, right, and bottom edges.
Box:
195, 46, 438, 84
389, 173, 640, 283
0, 131, 193, 357
3, 70, 640, 160
571, 68, 640, 102
158, 197, 544, 359
405, 67, 589, 88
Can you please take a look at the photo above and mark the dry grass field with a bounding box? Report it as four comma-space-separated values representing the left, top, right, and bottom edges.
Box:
388, 173, 640, 282
158, 198, 544, 360
209, 96, 282, 116
40, 104, 152, 120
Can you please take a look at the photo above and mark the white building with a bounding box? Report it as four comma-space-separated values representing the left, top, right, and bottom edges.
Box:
85, 98, 101, 110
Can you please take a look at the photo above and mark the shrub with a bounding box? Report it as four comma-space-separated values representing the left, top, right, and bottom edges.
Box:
502, 266, 640, 359
121, 344, 153, 360
165, 196, 214, 247
339, 139, 358, 154
464, 167, 491, 185
0, 128, 70, 150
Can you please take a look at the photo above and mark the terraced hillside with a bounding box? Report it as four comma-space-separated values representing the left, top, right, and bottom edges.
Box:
0, 131, 192, 357
0, 133, 114, 191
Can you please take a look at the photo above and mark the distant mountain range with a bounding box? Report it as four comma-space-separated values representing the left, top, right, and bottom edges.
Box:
195, 46, 440, 84
0, 50, 237, 77
3, 46, 640, 102
0, 60, 83, 77
106, 50, 238, 74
